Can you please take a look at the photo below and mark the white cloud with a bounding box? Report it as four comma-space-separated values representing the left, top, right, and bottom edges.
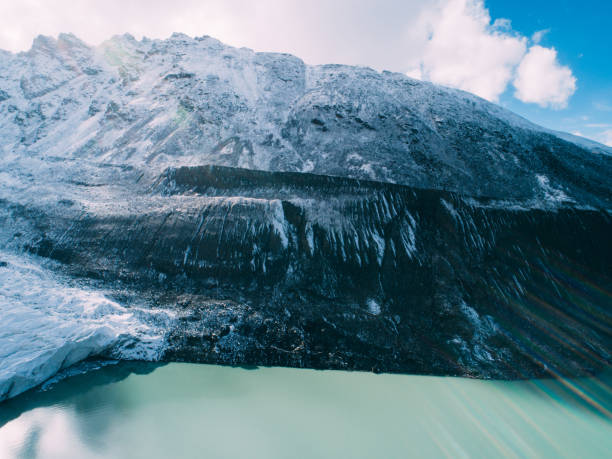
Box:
513, 45, 577, 108
0, 0, 577, 109
411, 0, 527, 101
531, 29, 549, 44
410, 1, 576, 106
593, 102, 612, 112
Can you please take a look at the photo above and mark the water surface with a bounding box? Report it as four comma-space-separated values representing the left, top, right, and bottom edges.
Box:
0, 362, 610, 458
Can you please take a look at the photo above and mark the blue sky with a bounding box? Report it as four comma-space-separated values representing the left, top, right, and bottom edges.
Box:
0, 0, 609, 145
488, 0, 612, 144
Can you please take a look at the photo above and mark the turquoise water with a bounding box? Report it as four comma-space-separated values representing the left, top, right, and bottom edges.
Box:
0, 362, 610, 458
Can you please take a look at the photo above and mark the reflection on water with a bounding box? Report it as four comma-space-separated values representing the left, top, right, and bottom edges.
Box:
0, 362, 611, 458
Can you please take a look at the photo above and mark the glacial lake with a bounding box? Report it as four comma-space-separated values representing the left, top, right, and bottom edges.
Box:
0, 362, 610, 458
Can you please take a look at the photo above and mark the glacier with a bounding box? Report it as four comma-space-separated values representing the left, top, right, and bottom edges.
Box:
0, 251, 173, 401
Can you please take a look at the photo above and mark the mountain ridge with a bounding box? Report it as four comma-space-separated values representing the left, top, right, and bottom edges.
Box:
8, 31, 612, 156
1, 32, 610, 208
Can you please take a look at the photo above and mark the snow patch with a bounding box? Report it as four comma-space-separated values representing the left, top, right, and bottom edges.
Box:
536, 174, 574, 204
441, 198, 460, 220
454, 301, 500, 364
399, 214, 417, 258
305, 224, 314, 255
268, 199, 289, 249
367, 298, 381, 315
359, 163, 377, 180
371, 232, 386, 265
301, 159, 315, 173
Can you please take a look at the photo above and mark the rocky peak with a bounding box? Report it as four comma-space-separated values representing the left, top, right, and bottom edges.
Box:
28, 34, 58, 54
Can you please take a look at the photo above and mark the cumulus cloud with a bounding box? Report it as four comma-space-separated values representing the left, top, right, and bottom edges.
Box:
513, 45, 577, 108
0, 0, 577, 108
409, 1, 576, 106
411, 0, 527, 101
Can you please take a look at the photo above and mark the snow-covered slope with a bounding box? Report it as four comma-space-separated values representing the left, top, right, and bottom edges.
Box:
0, 33, 610, 207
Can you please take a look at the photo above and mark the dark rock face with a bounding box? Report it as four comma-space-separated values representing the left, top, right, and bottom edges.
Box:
12, 165, 611, 379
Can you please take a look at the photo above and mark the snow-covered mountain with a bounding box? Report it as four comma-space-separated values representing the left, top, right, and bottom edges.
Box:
0, 33, 610, 402
1, 32, 610, 207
